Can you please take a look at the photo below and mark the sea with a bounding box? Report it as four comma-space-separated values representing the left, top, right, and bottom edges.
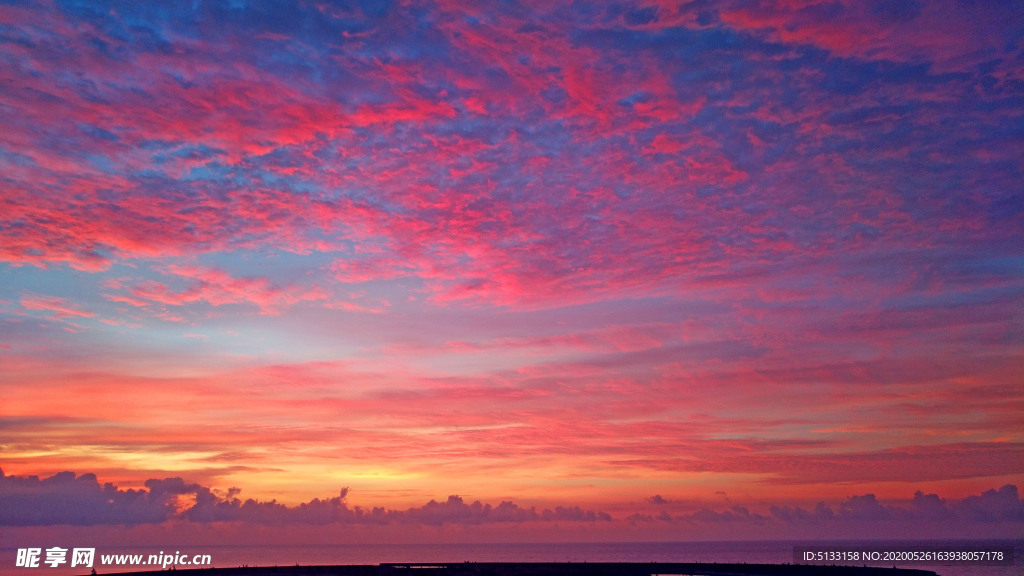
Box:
2, 540, 1020, 576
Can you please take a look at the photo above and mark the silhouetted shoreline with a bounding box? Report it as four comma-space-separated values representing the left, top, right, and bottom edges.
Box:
82, 562, 939, 576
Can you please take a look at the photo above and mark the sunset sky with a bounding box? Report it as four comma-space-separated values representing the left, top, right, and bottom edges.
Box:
1, 0, 1023, 544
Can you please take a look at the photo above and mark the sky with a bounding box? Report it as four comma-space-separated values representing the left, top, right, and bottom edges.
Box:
1, 0, 1023, 546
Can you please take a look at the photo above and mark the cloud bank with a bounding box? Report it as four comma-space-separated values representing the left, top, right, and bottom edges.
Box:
0, 470, 610, 527
3, 470, 1021, 538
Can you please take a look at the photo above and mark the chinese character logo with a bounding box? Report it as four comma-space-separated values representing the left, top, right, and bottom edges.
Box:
44, 548, 68, 568
71, 549, 96, 568
16, 549, 41, 568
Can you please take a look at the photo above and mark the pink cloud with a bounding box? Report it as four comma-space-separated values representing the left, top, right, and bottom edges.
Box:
113, 266, 328, 316
20, 294, 95, 319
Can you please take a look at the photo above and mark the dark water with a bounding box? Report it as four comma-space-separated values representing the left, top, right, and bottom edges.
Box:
2, 540, 1019, 576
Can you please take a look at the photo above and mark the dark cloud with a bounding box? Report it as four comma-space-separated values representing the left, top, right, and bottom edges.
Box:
401, 496, 611, 525
3, 470, 1023, 531
0, 470, 610, 526
911, 491, 955, 521
770, 502, 835, 523
0, 470, 168, 526
955, 484, 1024, 522
837, 494, 892, 521
687, 506, 769, 525
770, 488, 1024, 526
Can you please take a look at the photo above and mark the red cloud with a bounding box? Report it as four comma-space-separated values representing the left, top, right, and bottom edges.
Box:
719, 0, 1014, 72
